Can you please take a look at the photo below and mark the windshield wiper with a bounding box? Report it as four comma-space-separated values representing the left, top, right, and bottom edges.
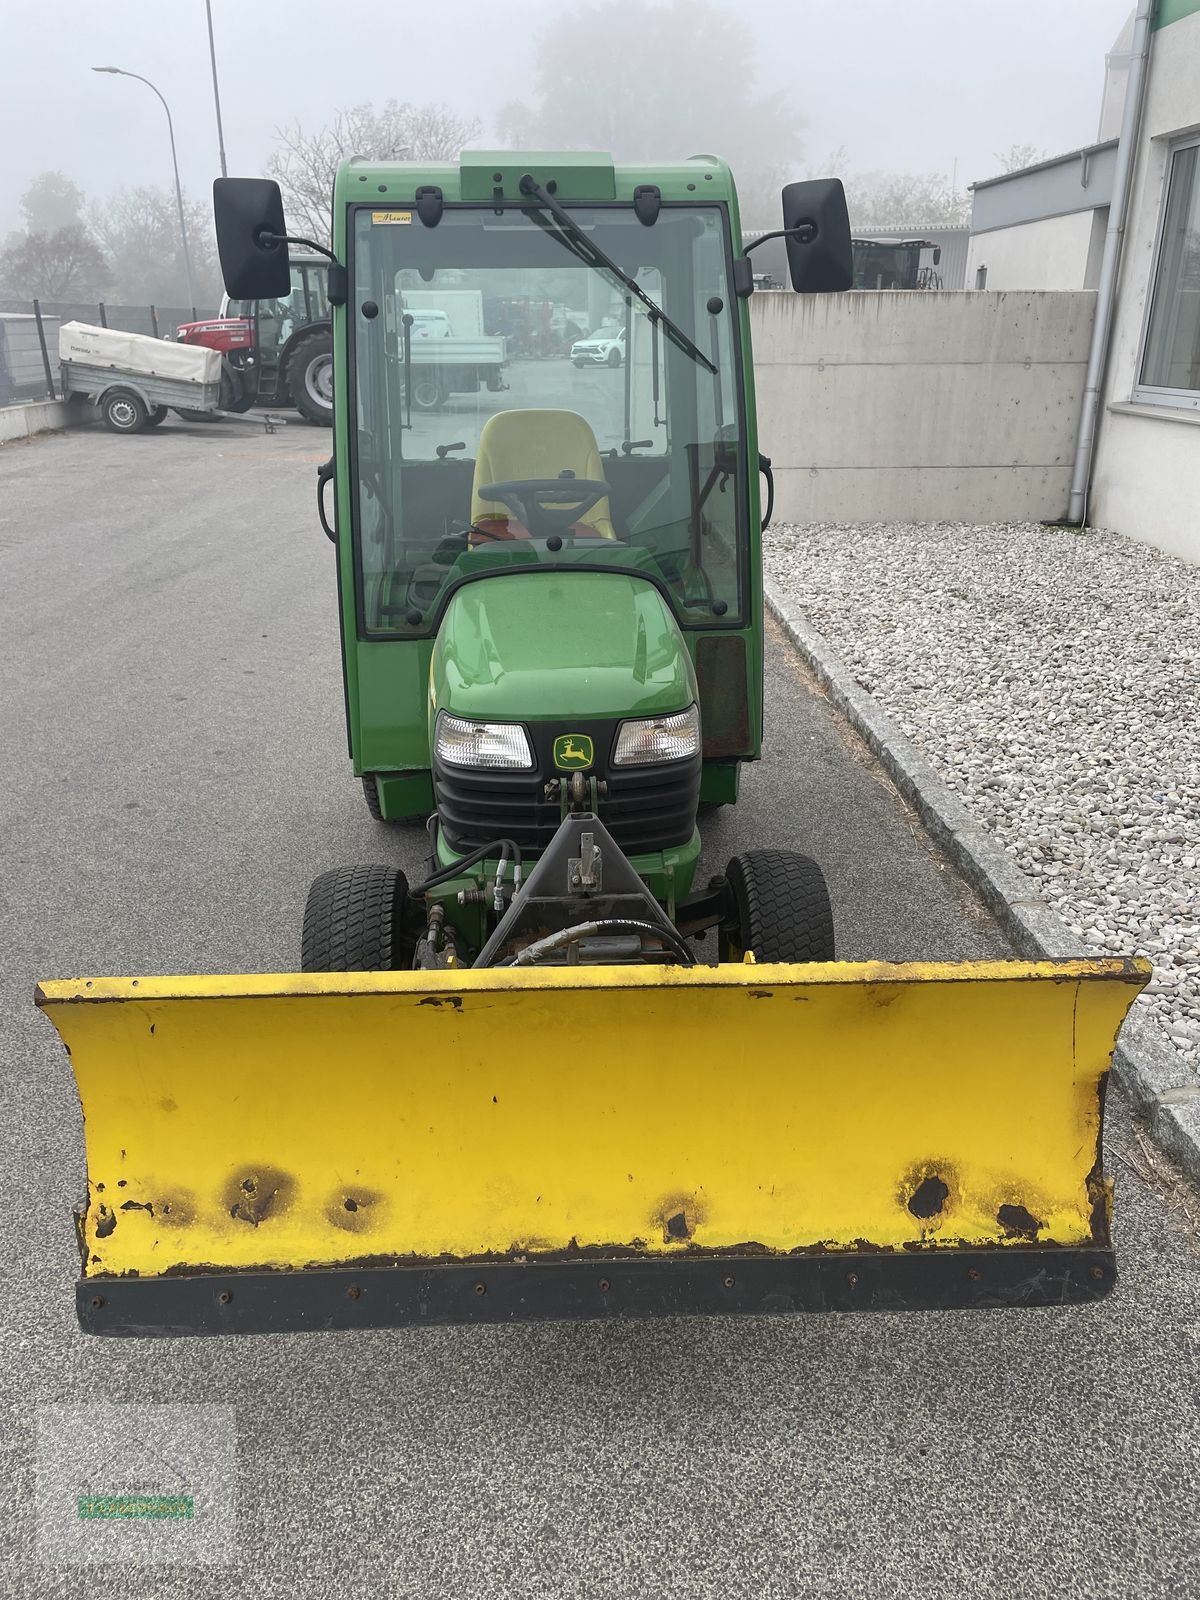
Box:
518, 173, 717, 376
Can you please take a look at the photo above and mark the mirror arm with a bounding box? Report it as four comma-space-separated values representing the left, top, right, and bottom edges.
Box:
258, 231, 348, 305
743, 222, 817, 254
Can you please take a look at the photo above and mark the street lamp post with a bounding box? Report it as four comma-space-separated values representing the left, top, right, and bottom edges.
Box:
92, 66, 197, 311
204, 0, 229, 179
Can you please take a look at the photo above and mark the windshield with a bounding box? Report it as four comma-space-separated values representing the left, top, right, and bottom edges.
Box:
350, 204, 744, 637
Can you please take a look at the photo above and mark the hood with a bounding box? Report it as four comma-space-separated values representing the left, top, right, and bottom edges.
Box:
176, 317, 252, 348
431, 570, 697, 723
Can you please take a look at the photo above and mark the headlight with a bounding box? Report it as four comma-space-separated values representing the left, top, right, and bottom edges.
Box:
612, 705, 700, 766
435, 712, 533, 770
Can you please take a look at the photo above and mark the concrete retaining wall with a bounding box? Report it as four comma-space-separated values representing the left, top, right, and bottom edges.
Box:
0, 397, 90, 445
751, 290, 1096, 524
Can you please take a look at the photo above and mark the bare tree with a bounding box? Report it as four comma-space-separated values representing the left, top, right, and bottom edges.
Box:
993, 143, 1049, 175
847, 170, 971, 231
90, 187, 221, 307
267, 102, 482, 244
0, 224, 111, 299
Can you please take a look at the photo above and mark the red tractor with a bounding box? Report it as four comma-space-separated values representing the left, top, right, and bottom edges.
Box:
176, 254, 333, 425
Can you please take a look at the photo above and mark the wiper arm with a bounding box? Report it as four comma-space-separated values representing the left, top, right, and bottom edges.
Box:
518, 173, 717, 376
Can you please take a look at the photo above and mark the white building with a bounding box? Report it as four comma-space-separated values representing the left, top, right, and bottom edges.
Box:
966, 144, 1116, 292
966, 4, 1200, 562
1090, 1, 1200, 561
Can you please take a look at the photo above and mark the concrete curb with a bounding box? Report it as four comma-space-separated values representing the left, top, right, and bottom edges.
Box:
765, 578, 1200, 1188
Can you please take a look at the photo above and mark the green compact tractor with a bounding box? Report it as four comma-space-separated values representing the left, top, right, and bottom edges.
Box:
32, 155, 1144, 1338
215, 152, 854, 971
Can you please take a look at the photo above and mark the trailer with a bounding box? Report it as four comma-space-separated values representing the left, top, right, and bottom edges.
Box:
58, 321, 227, 433
399, 334, 508, 412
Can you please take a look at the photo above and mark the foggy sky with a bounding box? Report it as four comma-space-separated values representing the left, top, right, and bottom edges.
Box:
1, 0, 1135, 235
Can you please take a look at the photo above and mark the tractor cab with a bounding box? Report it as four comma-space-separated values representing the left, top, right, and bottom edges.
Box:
214, 152, 851, 947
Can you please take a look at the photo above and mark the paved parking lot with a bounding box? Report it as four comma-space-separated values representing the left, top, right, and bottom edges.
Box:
1, 421, 1198, 1598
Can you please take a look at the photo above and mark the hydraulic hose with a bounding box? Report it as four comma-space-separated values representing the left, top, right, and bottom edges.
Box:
413, 837, 523, 897
496, 917, 695, 968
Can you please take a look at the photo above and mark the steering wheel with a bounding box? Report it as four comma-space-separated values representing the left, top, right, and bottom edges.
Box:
477, 478, 610, 539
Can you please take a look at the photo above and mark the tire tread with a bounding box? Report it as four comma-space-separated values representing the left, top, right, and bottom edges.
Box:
724, 849, 835, 963
301, 863, 409, 971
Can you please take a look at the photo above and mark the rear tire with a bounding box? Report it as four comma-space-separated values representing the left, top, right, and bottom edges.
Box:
286, 328, 334, 426
406, 372, 444, 412
362, 774, 429, 825
144, 405, 169, 428
719, 850, 835, 963
362, 775, 384, 821
301, 864, 415, 971
102, 388, 149, 434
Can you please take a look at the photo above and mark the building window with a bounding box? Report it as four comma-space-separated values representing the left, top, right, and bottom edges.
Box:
1137, 136, 1200, 411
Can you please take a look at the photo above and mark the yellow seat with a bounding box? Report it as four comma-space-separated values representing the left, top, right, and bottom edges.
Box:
470, 409, 616, 539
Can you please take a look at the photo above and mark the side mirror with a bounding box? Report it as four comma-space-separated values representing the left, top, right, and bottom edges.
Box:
781, 179, 853, 293
933, 246, 943, 266
213, 177, 292, 300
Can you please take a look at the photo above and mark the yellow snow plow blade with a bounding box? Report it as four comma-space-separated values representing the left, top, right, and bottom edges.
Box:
37, 956, 1147, 1336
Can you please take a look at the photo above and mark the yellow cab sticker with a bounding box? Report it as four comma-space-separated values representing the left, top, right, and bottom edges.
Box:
372, 211, 412, 224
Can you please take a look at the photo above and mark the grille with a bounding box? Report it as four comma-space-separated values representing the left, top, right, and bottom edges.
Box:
434, 720, 699, 857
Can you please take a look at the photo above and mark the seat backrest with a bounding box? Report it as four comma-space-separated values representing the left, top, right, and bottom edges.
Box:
470, 409, 616, 539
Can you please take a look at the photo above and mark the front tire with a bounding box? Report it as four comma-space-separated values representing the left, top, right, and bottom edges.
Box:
219, 369, 255, 413
286, 328, 334, 426
607, 347, 622, 368
102, 388, 149, 434
719, 850, 835, 964
301, 863, 415, 971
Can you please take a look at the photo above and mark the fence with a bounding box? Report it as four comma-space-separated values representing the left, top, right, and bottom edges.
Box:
751, 290, 1097, 524
0, 300, 219, 404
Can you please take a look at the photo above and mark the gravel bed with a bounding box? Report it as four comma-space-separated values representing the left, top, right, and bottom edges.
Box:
767, 519, 1200, 1067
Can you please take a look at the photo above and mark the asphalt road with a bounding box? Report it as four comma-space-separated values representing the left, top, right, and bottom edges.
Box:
2, 420, 1198, 1598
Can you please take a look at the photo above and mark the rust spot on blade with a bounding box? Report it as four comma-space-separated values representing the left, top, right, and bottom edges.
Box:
900, 1162, 958, 1226
654, 1195, 708, 1244
908, 1176, 950, 1218
997, 1203, 1043, 1240
156, 1191, 197, 1228
325, 1187, 387, 1234
225, 1166, 295, 1226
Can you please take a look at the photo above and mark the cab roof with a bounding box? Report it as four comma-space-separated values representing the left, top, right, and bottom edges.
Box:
334, 150, 739, 208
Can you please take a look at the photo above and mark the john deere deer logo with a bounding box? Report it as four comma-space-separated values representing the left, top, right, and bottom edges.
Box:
553, 734, 594, 770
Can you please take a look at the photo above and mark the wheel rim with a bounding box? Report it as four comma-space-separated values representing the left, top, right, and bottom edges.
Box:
305, 354, 334, 407
412, 377, 441, 408
109, 398, 137, 427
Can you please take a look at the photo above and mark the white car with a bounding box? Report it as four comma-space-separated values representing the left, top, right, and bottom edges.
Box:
571, 324, 625, 367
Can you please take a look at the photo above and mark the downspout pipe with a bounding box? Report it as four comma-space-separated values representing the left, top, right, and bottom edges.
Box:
1066, 0, 1155, 524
